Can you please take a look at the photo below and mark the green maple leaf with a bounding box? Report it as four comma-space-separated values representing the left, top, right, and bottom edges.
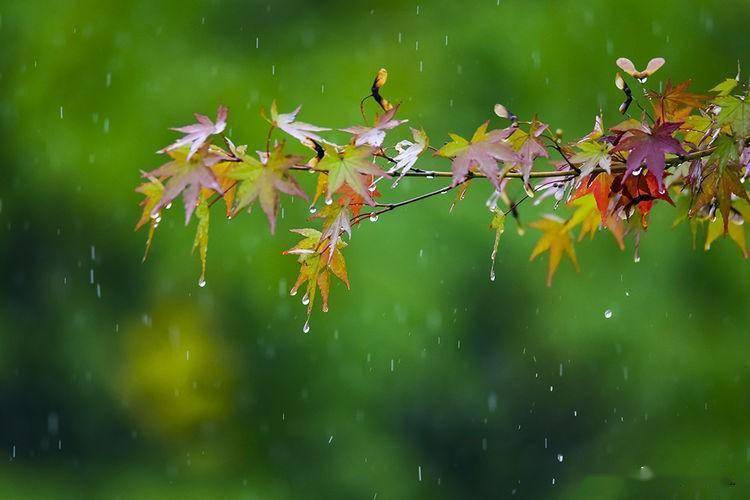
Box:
714, 93, 750, 137
134, 175, 164, 262
689, 136, 750, 232
284, 229, 349, 316
570, 140, 612, 177
228, 142, 308, 233
711, 78, 739, 97
192, 196, 210, 286
318, 143, 388, 205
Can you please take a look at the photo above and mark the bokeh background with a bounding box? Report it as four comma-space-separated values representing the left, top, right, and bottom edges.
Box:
2, 0, 750, 498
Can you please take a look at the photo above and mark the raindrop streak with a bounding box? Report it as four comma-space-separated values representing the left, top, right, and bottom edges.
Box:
418, 466, 422, 482
604, 309, 613, 319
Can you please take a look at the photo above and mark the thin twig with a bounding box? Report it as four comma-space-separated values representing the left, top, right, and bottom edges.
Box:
350, 177, 471, 225
290, 144, 716, 182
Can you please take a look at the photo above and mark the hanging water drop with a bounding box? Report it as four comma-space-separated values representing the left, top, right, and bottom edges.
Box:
302, 319, 311, 334
369, 213, 379, 222
198, 277, 207, 288
604, 309, 613, 319
301, 292, 310, 306
309, 206, 317, 214
325, 197, 333, 205
557, 453, 564, 463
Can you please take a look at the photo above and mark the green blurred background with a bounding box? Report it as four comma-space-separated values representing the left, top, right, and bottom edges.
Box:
2, 0, 750, 498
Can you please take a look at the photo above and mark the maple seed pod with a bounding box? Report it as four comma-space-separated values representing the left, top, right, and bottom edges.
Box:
616, 57, 665, 83
371, 68, 394, 111
373, 68, 388, 90
615, 72, 625, 91
494, 103, 510, 119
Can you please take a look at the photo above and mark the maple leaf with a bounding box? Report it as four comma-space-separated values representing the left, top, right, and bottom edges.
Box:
388, 127, 429, 185
135, 175, 164, 261
714, 93, 750, 137
340, 104, 407, 148
318, 143, 389, 205
159, 106, 227, 160
209, 140, 244, 216
681, 114, 713, 149
488, 210, 505, 282
508, 119, 550, 186
564, 193, 625, 249
689, 137, 749, 232
610, 170, 674, 227
570, 140, 612, 178
705, 215, 748, 258
529, 216, 579, 286
284, 228, 350, 317
611, 121, 686, 192
192, 196, 210, 286
647, 80, 709, 122
579, 115, 605, 143
266, 101, 331, 146
572, 173, 615, 223
436, 121, 519, 191
146, 146, 223, 224
314, 204, 352, 263
228, 143, 308, 234
711, 78, 739, 97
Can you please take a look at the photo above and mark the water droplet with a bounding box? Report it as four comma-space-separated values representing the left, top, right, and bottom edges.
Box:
325, 197, 333, 205
302, 319, 311, 334
289, 288, 298, 296
301, 292, 310, 306
369, 213, 379, 222
637, 465, 654, 481
604, 309, 613, 319
557, 453, 564, 463
309, 206, 317, 214
198, 277, 207, 287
